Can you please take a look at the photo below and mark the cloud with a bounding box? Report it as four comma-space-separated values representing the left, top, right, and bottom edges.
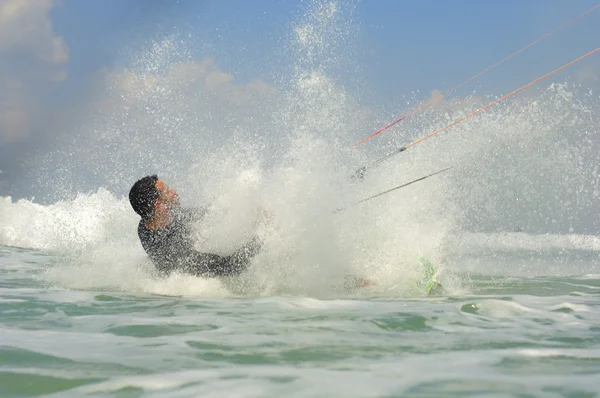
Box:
105, 57, 275, 106
0, 78, 31, 142
426, 89, 445, 108
419, 88, 482, 116
0, 0, 68, 142
0, 0, 68, 65
89, 56, 277, 143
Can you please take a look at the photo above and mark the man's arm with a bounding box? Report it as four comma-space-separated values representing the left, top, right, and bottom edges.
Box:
184, 236, 263, 278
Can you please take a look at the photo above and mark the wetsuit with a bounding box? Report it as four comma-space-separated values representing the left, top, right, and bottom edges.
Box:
138, 207, 261, 278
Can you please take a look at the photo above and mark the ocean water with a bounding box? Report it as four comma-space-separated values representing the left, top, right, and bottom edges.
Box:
2, 0, 600, 396
1, 241, 600, 397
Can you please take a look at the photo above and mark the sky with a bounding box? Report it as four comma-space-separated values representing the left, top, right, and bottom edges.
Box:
0, 0, 599, 200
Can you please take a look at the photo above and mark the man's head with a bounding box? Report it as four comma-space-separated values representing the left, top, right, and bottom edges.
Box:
129, 175, 179, 219
129, 175, 159, 219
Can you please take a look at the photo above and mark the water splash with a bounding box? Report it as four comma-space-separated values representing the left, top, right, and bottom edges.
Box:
1, 0, 599, 297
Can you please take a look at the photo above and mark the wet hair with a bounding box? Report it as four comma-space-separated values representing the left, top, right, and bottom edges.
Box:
129, 175, 159, 219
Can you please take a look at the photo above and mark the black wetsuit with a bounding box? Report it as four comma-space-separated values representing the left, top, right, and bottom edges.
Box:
137, 208, 261, 278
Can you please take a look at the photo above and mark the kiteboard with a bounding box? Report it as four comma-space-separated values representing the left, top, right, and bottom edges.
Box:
418, 256, 442, 295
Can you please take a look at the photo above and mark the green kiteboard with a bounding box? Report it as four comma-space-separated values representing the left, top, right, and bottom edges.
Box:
418, 257, 443, 295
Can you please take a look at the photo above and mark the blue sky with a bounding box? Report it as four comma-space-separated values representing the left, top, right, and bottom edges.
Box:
47, 0, 599, 100
0, 0, 599, 198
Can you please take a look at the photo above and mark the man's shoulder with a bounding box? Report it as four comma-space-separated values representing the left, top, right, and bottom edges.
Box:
137, 218, 144, 230
137, 219, 150, 237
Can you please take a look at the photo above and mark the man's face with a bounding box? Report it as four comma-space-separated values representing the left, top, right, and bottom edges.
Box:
155, 179, 180, 210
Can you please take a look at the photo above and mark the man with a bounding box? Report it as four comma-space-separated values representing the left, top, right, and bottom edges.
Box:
129, 175, 262, 278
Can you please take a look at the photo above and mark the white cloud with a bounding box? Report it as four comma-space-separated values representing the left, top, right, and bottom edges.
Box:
0, 78, 31, 142
104, 57, 275, 108
0, 0, 68, 142
0, 0, 68, 65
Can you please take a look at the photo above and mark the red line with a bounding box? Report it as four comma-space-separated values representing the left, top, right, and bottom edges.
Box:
353, 3, 600, 148
405, 48, 600, 151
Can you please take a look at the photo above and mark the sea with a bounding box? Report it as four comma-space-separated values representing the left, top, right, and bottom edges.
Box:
1, 234, 599, 397
2, 1, 600, 396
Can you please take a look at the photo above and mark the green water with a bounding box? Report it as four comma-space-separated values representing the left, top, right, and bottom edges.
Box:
1, 245, 599, 397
